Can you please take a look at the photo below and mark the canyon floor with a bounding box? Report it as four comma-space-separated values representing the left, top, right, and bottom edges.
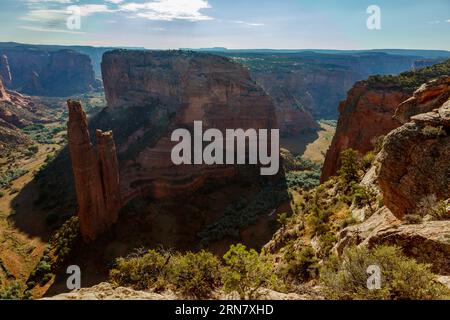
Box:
0, 93, 335, 297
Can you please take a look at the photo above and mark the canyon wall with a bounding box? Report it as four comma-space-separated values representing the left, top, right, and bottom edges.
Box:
320, 82, 412, 181
321, 59, 450, 182
67, 100, 121, 242
101, 50, 277, 202
0, 47, 99, 96
377, 78, 450, 218
224, 52, 430, 125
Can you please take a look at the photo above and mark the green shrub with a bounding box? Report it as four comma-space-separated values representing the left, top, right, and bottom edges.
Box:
0, 281, 29, 300
430, 200, 449, 221
49, 216, 80, 264
278, 246, 318, 283
318, 232, 337, 258
320, 245, 449, 300
167, 251, 221, 299
110, 250, 167, 291
338, 149, 360, 185
0, 168, 28, 189
221, 244, 280, 299
349, 182, 375, 209
110, 249, 221, 298
361, 151, 375, 171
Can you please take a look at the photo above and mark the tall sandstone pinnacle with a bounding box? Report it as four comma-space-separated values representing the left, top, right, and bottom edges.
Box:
67, 100, 122, 242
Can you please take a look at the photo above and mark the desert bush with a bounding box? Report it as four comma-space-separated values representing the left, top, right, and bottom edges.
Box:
167, 251, 221, 299
338, 149, 360, 186
221, 244, 280, 299
361, 151, 375, 171
111, 249, 221, 298
320, 245, 449, 300
49, 216, 80, 264
110, 250, 168, 291
278, 246, 318, 283
318, 232, 337, 258
0, 281, 31, 300
349, 182, 375, 209
0, 168, 28, 189
285, 171, 321, 190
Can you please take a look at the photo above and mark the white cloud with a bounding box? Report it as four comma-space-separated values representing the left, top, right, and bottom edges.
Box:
119, 0, 213, 21
21, 9, 67, 22
446, 19, 450, 23
76, 4, 114, 17
105, 0, 124, 4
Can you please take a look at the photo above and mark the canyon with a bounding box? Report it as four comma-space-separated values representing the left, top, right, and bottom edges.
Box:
0, 44, 100, 97
100, 50, 277, 201
321, 59, 450, 181
1, 45, 450, 300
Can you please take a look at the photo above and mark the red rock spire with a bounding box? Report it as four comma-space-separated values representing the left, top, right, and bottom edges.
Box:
67, 100, 121, 242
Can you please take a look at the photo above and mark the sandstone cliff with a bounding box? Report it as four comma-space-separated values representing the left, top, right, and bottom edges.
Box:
67, 100, 121, 242
0, 47, 99, 96
377, 99, 450, 219
322, 59, 450, 181
321, 81, 411, 181
334, 77, 450, 273
101, 50, 277, 201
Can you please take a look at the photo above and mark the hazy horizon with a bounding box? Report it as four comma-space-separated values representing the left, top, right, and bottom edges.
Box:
1, 0, 449, 50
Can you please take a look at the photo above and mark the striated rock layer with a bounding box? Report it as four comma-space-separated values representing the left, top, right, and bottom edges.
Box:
101, 50, 277, 202
67, 100, 121, 242
0, 47, 99, 96
321, 60, 450, 182
321, 81, 411, 181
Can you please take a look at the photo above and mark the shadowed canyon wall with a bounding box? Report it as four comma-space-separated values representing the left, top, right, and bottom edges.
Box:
101, 50, 277, 202
0, 46, 99, 96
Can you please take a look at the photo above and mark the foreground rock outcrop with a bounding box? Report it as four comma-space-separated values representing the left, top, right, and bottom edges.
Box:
67, 100, 122, 242
378, 100, 450, 218
0, 46, 99, 96
335, 207, 450, 275
101, 50, 277, 201
394, 76, 450, 123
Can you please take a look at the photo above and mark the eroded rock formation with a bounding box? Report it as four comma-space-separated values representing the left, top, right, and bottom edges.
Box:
67, 100, 121, 242
101, 50, 277, 201
0, 47, 99, 96
335, 207, 450, 274
321, 81, 411, 181
377, 99, 450, 219
321, 60, 450, 182
394, 76, 450, 123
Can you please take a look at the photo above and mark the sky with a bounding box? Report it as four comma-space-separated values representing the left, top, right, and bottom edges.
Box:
0, 0, 449, 50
